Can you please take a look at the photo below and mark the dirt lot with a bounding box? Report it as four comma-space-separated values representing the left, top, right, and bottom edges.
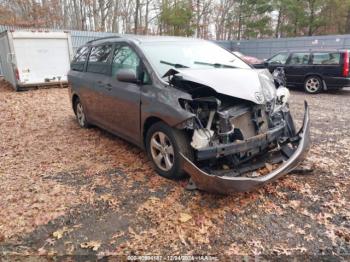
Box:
0, 80, 349, 259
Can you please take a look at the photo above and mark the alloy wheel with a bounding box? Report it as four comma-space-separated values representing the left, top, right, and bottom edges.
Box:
76, 102, 86, 127
150, 131, 175, 171
305, 77, 321, 93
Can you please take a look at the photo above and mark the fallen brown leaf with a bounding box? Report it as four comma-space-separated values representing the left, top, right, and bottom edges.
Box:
179, 213, 192, 223
80, 240, 101, 251
52, 227, 71, 239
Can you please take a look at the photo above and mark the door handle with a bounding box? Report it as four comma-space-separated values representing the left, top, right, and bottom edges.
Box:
106, 83, 112, 91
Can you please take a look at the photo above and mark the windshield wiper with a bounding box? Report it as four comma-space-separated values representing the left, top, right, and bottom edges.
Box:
194, 61, 236, 68
160, 60, 189, 69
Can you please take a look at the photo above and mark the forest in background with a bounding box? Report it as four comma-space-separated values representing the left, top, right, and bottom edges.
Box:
1, 0, 350, 40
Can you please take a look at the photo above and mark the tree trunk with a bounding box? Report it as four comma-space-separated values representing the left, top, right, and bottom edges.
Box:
62, 0, 68, 28
144, 0, 150, 34
308, 0, 315, 36
112, 0, 120, 33
275, 6, 282, 38
346, 7, 350, 33
237, 0, 243, 40
196, 0, 200, 37
80, 0, 85, 30
72, 0, 81, 30
134, 0, 140, 34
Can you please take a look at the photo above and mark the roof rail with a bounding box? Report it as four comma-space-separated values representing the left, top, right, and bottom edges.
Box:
87, 35, 121, 44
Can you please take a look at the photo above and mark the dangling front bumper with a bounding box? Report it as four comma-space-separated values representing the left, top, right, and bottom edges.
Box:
180, 102, 311, 194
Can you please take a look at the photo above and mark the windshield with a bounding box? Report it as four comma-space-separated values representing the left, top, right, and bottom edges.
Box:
140, 40, 250, 77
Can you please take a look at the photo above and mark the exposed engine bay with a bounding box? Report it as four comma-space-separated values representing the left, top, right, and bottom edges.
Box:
165, 68, 310, 194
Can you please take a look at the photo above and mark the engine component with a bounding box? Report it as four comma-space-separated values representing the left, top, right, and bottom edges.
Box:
230, 113, 254, 137
206, 110, 215, 129
217, 112, 235, 144
191, 109, 215, 149
191, 129, 214, 149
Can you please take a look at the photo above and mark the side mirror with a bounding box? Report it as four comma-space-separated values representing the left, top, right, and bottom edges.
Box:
116, 69, 139, 83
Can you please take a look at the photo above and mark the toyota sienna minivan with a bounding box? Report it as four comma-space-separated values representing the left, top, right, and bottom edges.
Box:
68, 36, 310, 194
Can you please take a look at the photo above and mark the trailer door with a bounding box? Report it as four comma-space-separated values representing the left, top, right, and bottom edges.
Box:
13, 37, 70, 84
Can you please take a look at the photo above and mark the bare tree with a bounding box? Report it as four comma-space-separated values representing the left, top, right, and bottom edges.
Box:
0, 0, 349, 40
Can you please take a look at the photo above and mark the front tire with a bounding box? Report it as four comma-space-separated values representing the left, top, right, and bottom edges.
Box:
304, 76, 323, 94
74, 98, 90, 128
145, 122, 193, 179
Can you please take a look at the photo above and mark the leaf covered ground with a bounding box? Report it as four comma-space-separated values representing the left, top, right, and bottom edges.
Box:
0, 80, 349, 259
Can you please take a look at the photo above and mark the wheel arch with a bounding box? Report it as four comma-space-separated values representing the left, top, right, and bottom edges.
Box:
142, 114, 193, 148
304, 73, 323, 82
142, 116, 164, 147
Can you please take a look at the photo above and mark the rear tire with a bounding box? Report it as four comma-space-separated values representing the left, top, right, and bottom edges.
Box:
73, 98, 90, 128
145, 122, 193, 180
304, 76, 323, 94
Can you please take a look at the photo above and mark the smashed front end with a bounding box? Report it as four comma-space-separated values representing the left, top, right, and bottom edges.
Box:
168, 68, 311, 194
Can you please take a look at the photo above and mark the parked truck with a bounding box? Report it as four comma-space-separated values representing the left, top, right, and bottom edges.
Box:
0, 30, 73, 90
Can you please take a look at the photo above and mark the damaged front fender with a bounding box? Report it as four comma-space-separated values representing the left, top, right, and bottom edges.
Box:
180, 101, 311, 194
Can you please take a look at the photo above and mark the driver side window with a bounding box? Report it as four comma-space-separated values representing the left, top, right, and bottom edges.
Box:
112, 45, 140, 77
112, 45, 150, 84
269, 53, 289, 65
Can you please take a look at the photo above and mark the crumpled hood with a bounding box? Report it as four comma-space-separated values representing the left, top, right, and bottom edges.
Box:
165, 68, 276, 104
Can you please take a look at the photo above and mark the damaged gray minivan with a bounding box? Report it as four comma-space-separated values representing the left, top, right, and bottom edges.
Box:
68, 36, 310, 194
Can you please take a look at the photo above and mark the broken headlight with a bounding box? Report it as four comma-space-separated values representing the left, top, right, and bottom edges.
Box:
175, 117, 196, 129
258, 72, 276, 102
276, 87, 290, 106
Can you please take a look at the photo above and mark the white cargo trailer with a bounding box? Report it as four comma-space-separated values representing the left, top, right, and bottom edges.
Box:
0, 30, 73, 90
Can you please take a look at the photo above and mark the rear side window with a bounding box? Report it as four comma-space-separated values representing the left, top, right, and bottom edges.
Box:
89, 45, 112, 63
73, 46, 89, 63
71, 46, 90, 71
87, 44, 112, 74
289, 53, 310, 65
312, 52, 340, 65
